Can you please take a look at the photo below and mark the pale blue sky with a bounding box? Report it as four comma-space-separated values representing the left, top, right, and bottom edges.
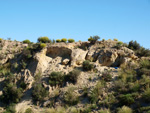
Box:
0, 0, 150, 48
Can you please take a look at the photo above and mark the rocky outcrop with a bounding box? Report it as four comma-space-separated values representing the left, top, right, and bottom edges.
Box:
97, 49, 118, 66
46, 46, 72, 59
62, 59, 70, 65
28, 48, 52, 75
71, 49, 88, 66
23, 69, 34, 90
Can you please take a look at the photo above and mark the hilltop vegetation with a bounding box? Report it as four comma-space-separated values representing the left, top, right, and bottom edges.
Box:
0, 36, 150, 113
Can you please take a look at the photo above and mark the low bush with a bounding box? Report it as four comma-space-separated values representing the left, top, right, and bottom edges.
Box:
0, 38, 2, 42
61, 38, 67, 43
40, 43, 46, 48
102, 39, 105, 42
89, 81, 104, 103
128, 40, 141, 50
82, 60, 94, 71
63, 87, 79, 106
49, 72, 64, 87
119, 94, 135, 106
117, 106, 133, 113
116, 41, 123, 49
140, 60, 150, 69
114, 38, 118, 41
68, 38, 75, 43
3, 104, 16, 113
32, 83, 49, 102
56, 39, 61, 43
38, 36, 50, 43
25, 108, 34, 113
101, 71, 112, 82
65, 69, 81, 84
142, 88, 150, 103
32, 74, 49, 102
88, 35, 100, 44
136, 47, 150, 57
23, 39, 31, 44
2, 83, 23, 104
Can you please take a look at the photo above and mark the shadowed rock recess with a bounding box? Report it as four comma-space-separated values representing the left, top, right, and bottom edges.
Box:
0, 39, 150, 113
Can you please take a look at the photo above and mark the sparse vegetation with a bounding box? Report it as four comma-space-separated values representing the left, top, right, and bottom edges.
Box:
68, 38, 75, 43
38, 36, 50, 43
0, 38, 150, 112
88, 35, 100, 44
56, 39, 61, 43
82, 60, 94, 71
23, 39, 31, 44
49, 71, 64, 87
63, 87, 79, 106
40, 43, 46, 48
0, 38, 3, 42
65, 69, 81, 84
32, 74, 49, 102
61, 38, 67, 43
117, 106, 133, 113
2, 83, 23, 104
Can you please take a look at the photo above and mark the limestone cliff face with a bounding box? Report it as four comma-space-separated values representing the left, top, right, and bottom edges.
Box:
27, 41, 139, 75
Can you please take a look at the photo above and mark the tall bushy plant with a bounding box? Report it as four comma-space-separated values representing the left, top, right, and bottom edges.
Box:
88, 35, 100, 44
128, 40, 141, 50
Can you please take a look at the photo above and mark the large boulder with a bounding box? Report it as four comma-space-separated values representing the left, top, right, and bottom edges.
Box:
28, 48, 52, 75
97, 49, 118, 66
71, 49, 88, 66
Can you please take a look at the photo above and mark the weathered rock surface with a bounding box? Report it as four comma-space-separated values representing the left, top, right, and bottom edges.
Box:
71, 49, 88, 66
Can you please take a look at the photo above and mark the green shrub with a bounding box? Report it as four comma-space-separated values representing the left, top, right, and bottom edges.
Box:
101, 71, 112, 82
65, 69, 81, 84
68, 38, 75, 43
38, 36, 50, 43
20, 81, 27, 90
114, 38, 118, 41
32, 73, 49, 102
3, 104, 16, 113
128, 40, 141, 50
32, 83, 49, 102
129, 82, 140, 92
82, 60, 94, 71
40, 43, 46, 48
140, 60, 150, 69
2, 83, 23, 104
88, 35, 100, 44
0, 38, 3, 42
64, 87, 79, 105
102, 39, 105, 41
119, 94, 135, 105
117, 106, 133, 113
49, 72, 64, 87
136, 47, 150, 57
116, 41, 123, 49
56, 39, 61, 43
89, 81, 104, 103
98, 108, 110, 113
142, 88, 150, 103
23, 39, 31, 44
25, 108, 34, 113
61, 38, 67, 43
